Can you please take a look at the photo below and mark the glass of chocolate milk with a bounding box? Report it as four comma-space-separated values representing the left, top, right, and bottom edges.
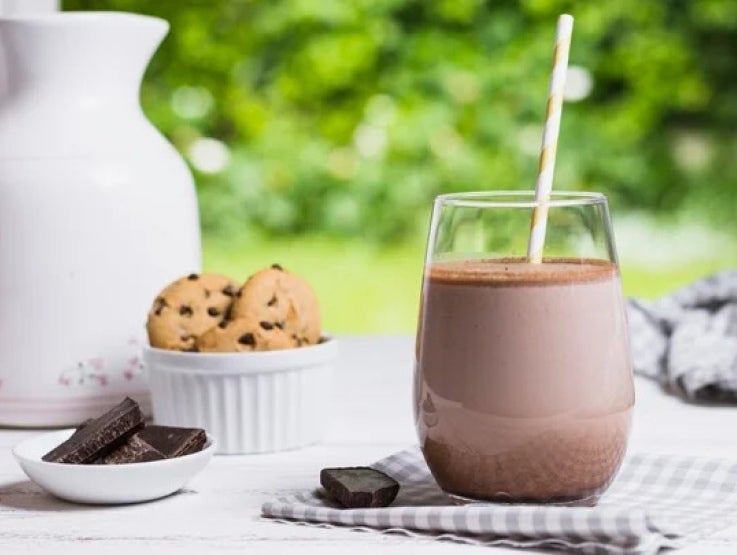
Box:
415, 191, 634, 505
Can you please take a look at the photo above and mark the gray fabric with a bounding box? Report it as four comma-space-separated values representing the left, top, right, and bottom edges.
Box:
628, 270, 737, 400
262, 447, 737, 554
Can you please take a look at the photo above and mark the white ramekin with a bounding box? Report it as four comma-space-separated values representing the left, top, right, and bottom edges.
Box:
142, 337, 337, 454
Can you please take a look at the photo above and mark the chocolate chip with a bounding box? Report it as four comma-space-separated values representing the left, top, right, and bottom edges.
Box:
179, 305, 193, 317
222, 285, 236, 297
274, 321, 284, 330
267, 295, 278, 307
271, 264, 283, 271
238, 333, 255, 346
204, 289, 211, 299
153, 298, 168, 316
260, 321, 274, 330
236, 290, 242, 298
207, 307, 220, 317
218, 320, 229, 329
181, 335, 197, 350
187, 273, 199, 280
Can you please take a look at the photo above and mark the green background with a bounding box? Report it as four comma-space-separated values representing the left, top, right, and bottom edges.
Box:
66, 0, 737, 332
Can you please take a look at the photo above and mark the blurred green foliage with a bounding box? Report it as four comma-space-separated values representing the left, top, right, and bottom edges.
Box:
66, 0, 737, 243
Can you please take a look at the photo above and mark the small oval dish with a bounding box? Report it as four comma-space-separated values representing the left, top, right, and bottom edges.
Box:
144, 336, 338, 455
13, 429, 215, 505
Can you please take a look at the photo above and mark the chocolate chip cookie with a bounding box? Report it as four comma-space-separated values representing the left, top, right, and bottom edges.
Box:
197, 317, 297, 353
231, 264, 321, 345
147, 273, 240, 351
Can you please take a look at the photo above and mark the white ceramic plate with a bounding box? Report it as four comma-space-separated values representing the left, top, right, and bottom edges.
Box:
13, 429, 215, 504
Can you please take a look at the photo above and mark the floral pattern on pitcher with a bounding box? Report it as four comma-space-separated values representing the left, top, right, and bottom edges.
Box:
58, 358, 109, 387
57, 336, 144, 388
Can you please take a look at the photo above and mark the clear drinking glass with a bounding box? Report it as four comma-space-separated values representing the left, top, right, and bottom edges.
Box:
414, 191, 634, 505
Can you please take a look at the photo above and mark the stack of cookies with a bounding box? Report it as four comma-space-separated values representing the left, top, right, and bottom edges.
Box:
146, 264, 321, 353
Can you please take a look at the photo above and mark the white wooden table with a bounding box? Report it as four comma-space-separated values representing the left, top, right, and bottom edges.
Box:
2, 335, 737, 554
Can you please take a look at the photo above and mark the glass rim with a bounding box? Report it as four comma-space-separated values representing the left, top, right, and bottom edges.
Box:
435, 191, 607, 209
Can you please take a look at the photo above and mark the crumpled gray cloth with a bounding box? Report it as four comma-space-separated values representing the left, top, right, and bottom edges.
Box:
628, 270, 737, 401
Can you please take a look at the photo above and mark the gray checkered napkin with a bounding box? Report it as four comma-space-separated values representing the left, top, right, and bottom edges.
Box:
628, 270, 737, 401
262, 447, 737, 554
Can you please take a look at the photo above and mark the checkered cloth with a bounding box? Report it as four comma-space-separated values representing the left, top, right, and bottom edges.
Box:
262, 447, 737, 554
628, 270, 737, 401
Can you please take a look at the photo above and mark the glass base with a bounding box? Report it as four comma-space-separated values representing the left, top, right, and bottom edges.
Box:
447, 491, 601, 507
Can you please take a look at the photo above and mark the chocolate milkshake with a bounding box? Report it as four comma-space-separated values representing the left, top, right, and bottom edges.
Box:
415, 258, 634, 503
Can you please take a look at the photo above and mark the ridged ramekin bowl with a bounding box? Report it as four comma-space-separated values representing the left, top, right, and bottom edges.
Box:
143, 337, 337, 454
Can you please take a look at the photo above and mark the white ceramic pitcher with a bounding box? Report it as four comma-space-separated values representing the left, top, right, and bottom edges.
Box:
0, 12, 201, 426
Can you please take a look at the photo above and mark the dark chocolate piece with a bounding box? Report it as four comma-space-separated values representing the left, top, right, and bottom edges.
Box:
136, 425, 206, 458
97, 435, 166, 464
42, 398, 144, 464
73, 418, 95, 435
320, 467, 400, 508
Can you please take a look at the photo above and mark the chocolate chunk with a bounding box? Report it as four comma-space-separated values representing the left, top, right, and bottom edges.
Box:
320, 467, 400, 508
97, 435, 166, 464
179, 305, 193, 317
42, 398, 144, 464
259, 321, 274, 330
267, 295, 277, 307
238, 332, 255, 346
187, 273, 199, 280
271, 263, 283, 271
207, 307, 220, 317
136, 425, 206, 458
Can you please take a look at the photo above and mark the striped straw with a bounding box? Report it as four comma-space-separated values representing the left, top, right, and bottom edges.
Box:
527, 14, 574, 263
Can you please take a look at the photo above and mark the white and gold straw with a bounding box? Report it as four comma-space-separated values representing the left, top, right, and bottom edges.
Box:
527, 14, 574, 263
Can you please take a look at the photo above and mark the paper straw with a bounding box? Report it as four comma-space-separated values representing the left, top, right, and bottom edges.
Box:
527, 14, 574, 263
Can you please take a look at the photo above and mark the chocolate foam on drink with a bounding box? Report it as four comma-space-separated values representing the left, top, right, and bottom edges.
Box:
428, 257, 619, 286
415, 258, 634, 503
